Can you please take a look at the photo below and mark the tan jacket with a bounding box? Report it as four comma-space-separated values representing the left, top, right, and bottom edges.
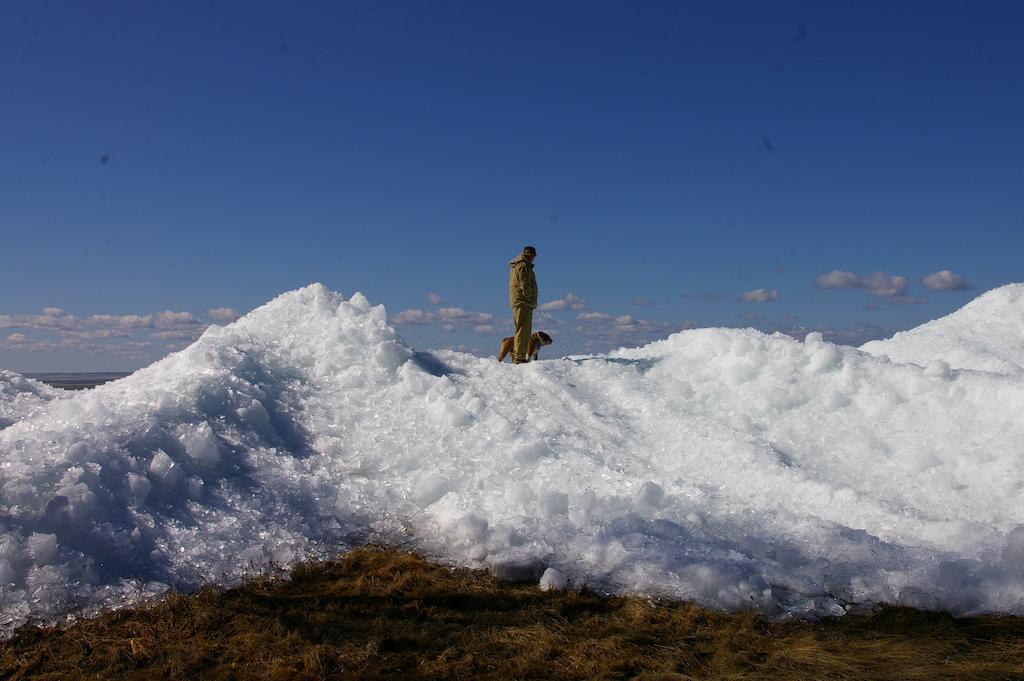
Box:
508, 255, 538, 309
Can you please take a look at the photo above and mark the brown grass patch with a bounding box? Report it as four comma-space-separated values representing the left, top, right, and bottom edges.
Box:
2, 547, 1023, 680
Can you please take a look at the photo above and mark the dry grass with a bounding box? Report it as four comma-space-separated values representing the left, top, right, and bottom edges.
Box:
2, 547, 1023, 680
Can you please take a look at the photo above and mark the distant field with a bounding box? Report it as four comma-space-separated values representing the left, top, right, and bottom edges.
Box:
24, 372, 131, 390
2, 548, 1022, 680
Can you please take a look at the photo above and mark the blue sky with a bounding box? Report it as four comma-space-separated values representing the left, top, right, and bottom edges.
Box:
2, 1, 1022, 371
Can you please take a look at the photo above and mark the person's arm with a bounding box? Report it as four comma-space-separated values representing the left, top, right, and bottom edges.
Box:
510, 263, 526, 302
525, 267, 538, 307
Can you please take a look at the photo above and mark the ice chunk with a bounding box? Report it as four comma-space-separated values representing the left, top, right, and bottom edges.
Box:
43, 495, 71, 525
0, 535, 18, 560
236, 399, 272, 432
542, 492, 569, 518
488, 556, 544, 583
539, 567, 568, 591
923, 360, 952, 378
1002, 527, 1024, 563
634, 481, 665, 512
413, 473, 450, 507
513, 440, 552, 465
807, 345, 839, 373
0, 559, 14, 585
449, 515, 488, 544
148, 450, 182, 488
186, 477, 204, 500
181, 422, 221, 470
505, 482, 534, 508
27, 533, 58, 564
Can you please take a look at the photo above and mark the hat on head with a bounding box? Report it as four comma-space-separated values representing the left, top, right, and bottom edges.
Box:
522, 245, 537, 256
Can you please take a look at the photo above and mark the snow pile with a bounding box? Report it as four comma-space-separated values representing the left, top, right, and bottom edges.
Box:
861, 283, 1024, 374
2, 283, 1024, 635
0, 370, 67, 430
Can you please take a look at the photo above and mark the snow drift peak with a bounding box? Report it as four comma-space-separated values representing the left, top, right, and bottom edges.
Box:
963, 281, 1024, 306
208, 282, 405, 357
861, 282, 1024, 374
931, 282, 1024, 323
127, 283, 414, 396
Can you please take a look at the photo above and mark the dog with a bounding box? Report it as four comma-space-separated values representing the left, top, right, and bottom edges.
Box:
498, 331, 553, 363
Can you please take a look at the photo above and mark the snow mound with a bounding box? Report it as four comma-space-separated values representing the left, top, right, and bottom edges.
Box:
2, 283, 1024, 635
861, 283, 1024, 374
0, 370, 67, 430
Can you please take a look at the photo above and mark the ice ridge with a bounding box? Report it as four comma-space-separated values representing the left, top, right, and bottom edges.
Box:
2, 282, 1024, 635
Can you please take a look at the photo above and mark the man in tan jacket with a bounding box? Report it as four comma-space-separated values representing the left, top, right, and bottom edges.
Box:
508, 245, 538, 363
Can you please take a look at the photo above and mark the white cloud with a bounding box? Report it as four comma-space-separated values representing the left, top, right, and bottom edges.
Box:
740, 288, 779, 303
151, 329, 206, 341
816, 270, 921, 304
816, 270, 861, 289
860, 272, 909, 299
1, 332, 57, 352
155, 311, 202, 329
393, 309, 436, 326
59, 329, 132, 340
58, 336, 155, 355
520, 312, 563, 331
86, 314, 154, 329
573, 309, 683, 348
1, 309, 205, 333
427, 292, 445, 305
394, 307, 495, 329
473, 324, 496, 334
923, 270, 971, 291
538, 292, 587, 312
208, 307, 241, 323
437, 307, 494, 325
0, 313, 81, 330
33, 314, 78, 329
0, 304, 229, 357
57, 337, 100, 351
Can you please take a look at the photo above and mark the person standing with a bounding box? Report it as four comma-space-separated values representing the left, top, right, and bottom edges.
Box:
508, 245, 538, 363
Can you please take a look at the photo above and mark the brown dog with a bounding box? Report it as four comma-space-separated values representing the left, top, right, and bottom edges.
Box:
498, 331, 553, 363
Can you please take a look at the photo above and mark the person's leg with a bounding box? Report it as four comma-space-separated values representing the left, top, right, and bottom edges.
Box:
512, 307, 533, 362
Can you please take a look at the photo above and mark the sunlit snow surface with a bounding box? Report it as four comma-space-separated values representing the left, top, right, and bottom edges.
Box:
861, 283, 1024, 374
0, 370, 67, 430
2, 284, 1024, 635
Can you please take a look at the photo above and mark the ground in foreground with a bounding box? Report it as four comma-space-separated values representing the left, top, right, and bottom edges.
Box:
2, 548, 1023, 680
